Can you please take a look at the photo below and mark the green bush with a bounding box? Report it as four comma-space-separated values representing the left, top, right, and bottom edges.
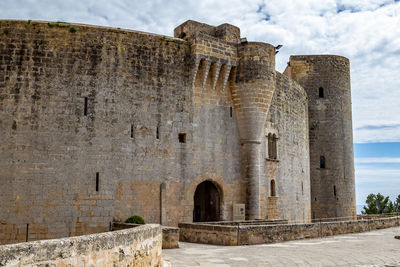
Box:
125, 215, 145, 224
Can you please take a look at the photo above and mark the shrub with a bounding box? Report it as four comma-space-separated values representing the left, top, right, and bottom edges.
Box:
125, 215, 145, 224
69, 27, 77, 33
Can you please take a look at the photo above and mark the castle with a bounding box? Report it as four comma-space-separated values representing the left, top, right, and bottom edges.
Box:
0, 19, 356, 244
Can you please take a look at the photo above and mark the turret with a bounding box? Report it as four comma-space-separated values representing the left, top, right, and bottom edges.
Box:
232, 42, 276, 219
285, 55, 356, 220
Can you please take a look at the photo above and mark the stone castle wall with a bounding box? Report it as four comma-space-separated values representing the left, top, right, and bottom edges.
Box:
264, 72, 311, 223
0, 19, 340, 244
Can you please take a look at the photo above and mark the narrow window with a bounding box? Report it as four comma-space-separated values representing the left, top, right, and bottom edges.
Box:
156, 126, 160, 139
230, 107, 233, 117
96, 172, 99, 192
319, 87, 324, 98
315, 197, 317, 201
320, 156, 325, 168
333, 185, 336, 196
272, 134, 277, 159
268, 134, 273, 159
301, 182, 304, 196
84, 97, 88, 116
270, 179, 276, 197
130, 124, 134, 138
178, 133, 186, 143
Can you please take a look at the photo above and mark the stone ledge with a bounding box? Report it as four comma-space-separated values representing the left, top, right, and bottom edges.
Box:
0, 224, 162, 267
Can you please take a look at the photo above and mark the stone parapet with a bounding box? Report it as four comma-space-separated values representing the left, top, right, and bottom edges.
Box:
178, 216, 400, 246
0, 224, 162, 267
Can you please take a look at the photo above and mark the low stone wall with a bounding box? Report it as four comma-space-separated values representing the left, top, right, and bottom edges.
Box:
203, 219, 288, 226
179, 223, 238, 245
162, 226, 180, 249
0, 224, 162, 267
179, 216, 400, 246
112, 222, 179, 249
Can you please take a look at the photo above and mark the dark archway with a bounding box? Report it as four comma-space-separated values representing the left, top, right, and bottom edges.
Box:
193, 181, 220, 222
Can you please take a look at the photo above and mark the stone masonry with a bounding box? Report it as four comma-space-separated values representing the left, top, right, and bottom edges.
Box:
0, 19, 356, 244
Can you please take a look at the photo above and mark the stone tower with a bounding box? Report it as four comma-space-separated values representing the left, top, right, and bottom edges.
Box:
285, 55, 356, 220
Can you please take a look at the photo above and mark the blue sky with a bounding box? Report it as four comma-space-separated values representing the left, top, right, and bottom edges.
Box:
0, 0, 399, 208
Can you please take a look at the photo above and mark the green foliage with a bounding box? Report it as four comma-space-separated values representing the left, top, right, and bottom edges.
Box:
362, 193, 400, 214
125, 215, 145, 224
3, 29, 9, 35
27, 20, 31, 24
69, 27, 77, 33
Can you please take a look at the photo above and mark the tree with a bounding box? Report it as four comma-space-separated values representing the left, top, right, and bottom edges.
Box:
362, 193, 393, 214
395, 194, 400, 212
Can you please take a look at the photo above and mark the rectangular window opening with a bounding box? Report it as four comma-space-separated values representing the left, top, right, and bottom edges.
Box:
178, 133, 186, 143
131, 124, 134, 138
230, 107, 233, 117
156, 126, 160, 140
319, 87, 324, 98
84, 97, 88, 116
320, 156, 326, 168
333, 185, 336, 196
96, 172, 99, 192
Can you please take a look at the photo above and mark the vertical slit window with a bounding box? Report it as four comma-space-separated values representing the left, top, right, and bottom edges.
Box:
96, 172, 99, 192
319, 87, 324, 98
334, 185, 336, 196
270, 179, 276, 197
320, 156, 326, 168
84, 97, 88, 116
156, 126, 160, 139
131, 124, 134, 138
268, 134, 273, 159
230, 107, 233, 117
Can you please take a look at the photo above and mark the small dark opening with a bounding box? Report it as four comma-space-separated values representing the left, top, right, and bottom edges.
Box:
230, 107, 233, 117
333, 185, 336, 196
320, 156, 325, 168
270, 179, 276, 197
130, 124, 134, 138
26, 224, 29, 242
178, 133, 186, 143
84, 97, 88, 116
156, 126, 160, 139
319, 87, 324, 98
301, 182, 304, 195
96, 172, 99, 192
178, 32, 186, 39
315, 197, 317, 201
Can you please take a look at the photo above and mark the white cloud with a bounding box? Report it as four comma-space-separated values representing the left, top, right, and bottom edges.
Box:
355, 157, 400, 163
0, 0, 399, 143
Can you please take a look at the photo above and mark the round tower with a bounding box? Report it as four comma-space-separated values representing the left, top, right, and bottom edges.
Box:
287, 55, 356, 220
232, 42, 276, 219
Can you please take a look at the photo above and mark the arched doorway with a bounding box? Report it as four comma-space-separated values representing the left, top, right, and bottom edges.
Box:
193, 181, 220, 222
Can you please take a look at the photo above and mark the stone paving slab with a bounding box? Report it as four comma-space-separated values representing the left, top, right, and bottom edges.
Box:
162, 226, 400, 266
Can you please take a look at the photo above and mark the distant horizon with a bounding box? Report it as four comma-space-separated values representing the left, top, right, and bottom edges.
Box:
354, 142, 400, 207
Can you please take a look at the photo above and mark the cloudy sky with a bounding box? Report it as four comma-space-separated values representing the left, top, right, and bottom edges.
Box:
1, 0, 399, 208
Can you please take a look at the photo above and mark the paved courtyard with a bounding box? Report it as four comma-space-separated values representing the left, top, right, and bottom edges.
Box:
163, 226, 400, 266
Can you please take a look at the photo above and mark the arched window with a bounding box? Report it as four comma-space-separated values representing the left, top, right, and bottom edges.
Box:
319, 87, 324, 98
320, 156, 326, 168
270, 179, 276, 197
